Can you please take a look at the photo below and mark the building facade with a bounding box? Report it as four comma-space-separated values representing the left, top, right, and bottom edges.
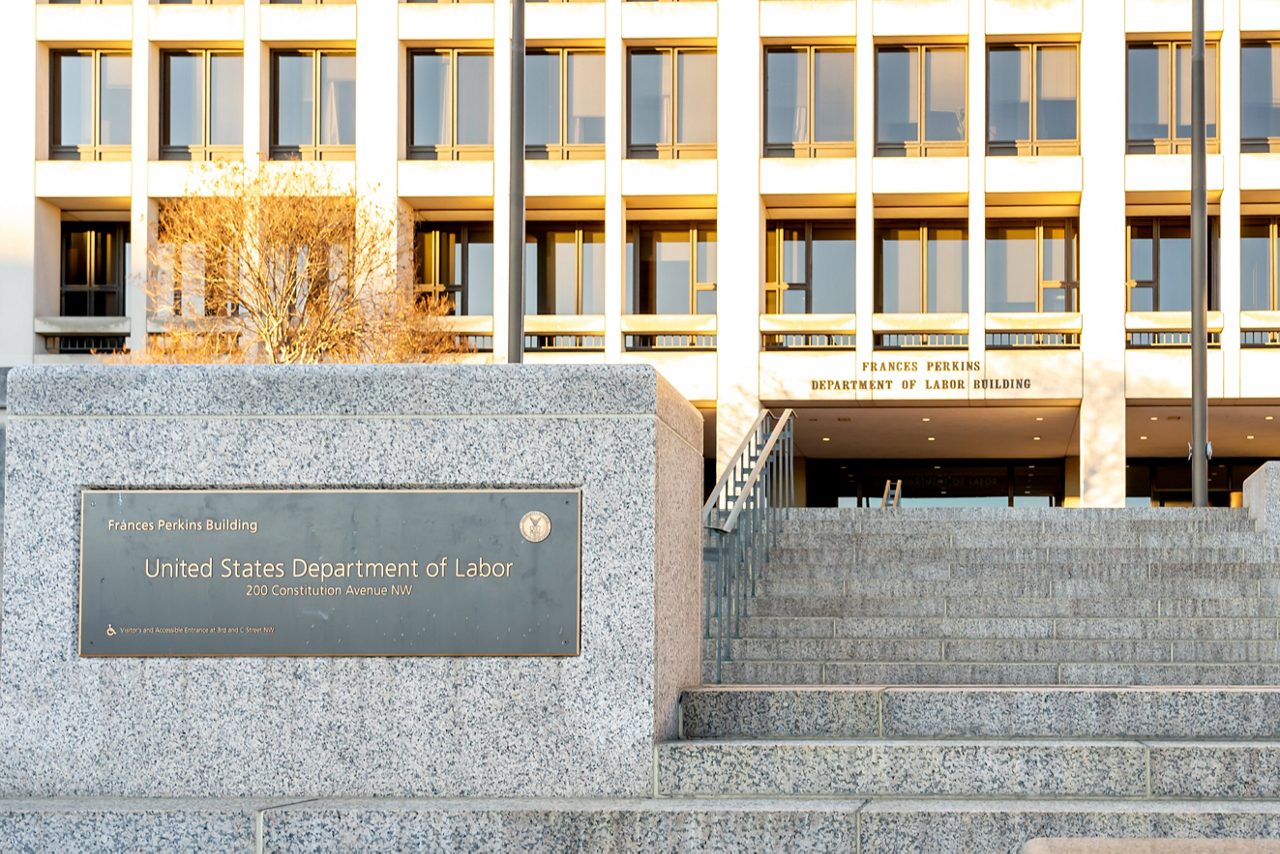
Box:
4, 0, 1280, 507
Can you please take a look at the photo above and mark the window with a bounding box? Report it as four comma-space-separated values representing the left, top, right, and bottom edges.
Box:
1126, 218, 1219, 311
526, 50, 605, 159
524, 224, 605, 315
1127, 41, 1219, 154
415, 224, 494, 316
270, 50, 355, 160
1243, 43, 1280, 152
409, 50, 493, 160
161, 51, 242, 161
626, 224, 717, 313
50, 51, 130, 161
876, 223, 968, 313
876, 46, 966, 156
987, 44, 1078, 155
1242, 219, 1280, 311
986, 221, 1078, 312
61, 223, 129, 317
627, 49, 716, 158
765, 222, 855, 313
764, 47, 854, 157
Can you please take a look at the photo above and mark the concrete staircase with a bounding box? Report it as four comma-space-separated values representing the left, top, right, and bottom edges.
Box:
709, 506, 1280, 685
659, 685, 1280, 851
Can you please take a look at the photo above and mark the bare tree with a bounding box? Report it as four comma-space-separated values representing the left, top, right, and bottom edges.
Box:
131, 163, 468, 364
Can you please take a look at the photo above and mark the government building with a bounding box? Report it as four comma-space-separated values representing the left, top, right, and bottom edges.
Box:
4, 0, 1280, 508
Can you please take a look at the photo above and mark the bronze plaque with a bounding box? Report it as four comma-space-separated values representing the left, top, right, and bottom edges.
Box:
79, 489, 581, 657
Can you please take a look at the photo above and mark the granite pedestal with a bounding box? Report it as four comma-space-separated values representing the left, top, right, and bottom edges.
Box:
0, 364, 703, 800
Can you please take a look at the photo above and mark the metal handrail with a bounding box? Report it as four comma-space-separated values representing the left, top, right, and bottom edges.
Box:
702, 408, 795, 683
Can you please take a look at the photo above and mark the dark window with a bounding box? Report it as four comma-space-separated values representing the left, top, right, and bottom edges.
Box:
626, 224, 717, 313
1127, 41, 1219, 153
414, 223, 494, 316
161, 50, 243, 160
524, 224, 605, 315
1126, 217, 1219, 311
409, 49, 493, 160
987, 44, 1078, 155
50, 50, 130, 160
764, 47, 854, 157
526, 49, 605, 159
876, 223, 968, 313
270, 50, 355, 160
876, 46, 966, 156
1243, 43, 1280, 151
627, 48, 716, 158
986, 221, 1078, 312
765, 222, 855, 313
61, 223, 129, 317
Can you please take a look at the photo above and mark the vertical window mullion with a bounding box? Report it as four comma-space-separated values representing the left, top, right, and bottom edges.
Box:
312, 50, 321, 156
919, 224, 928, 309
1028, 46, 1037, 149
917, 47, 925, 147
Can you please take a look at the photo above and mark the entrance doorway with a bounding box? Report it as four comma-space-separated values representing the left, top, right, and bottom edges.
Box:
808, 459, 1066, 508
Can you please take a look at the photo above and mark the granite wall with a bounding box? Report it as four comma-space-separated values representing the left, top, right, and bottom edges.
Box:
0, 364, 703, 799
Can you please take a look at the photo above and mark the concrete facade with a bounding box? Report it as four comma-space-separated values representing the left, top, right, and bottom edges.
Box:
5, 1, 1280, 506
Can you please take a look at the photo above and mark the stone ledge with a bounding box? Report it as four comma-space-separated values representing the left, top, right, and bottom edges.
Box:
6, 364, 702, 447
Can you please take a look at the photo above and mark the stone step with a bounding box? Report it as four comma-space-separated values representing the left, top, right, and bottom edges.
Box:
705, 659, 1280, 685
15, 797, 1280, 854
657, 737, 1280, 800
679, 687, 1280, 739
767, 547, 1280, 564
748, 595, 1280, 619
761, 562, 1280, 582
774, 531, 1268, 549
757, 575, 1263, 599
736, 616, 1280, 641
657, 738, 1149, 799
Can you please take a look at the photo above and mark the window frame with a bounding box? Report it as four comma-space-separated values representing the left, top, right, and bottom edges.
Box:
764, 220, 856, 314
985, 219, 1079, 313
407, 48, 495, 161
160, 49, 243, 162
1125, 217, 1220, 311
874, 44, 968, 157
986, 43, 1080, 156
1241, 217, 1280, 311
414, 223, 494, 316
1242, 41, 1280, 153
525, 48, 605, 161
269, 48, 356, 161
1125, 40, 1221, 155
524, 223, 606, 316
626, 47, 717, 160
626, 223, 717, 315
60, 222, 129, 317
874, 221, 970, 314
763, 46, 856, 159
49, 49, 131, 162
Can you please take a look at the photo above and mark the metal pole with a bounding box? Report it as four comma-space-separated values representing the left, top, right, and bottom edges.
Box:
1191, 0, 1209, 506
505, 0, 526, 364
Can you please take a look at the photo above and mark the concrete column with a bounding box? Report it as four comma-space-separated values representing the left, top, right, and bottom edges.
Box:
967, 2, 986, 372
1077, 0, 1127, 506
603, 0, 624, 360
1219, 0, 1242, 397
715, 2, 763, 468
854, 0, 875, 371
355, 0, 405, 295
492, 0, 514, 361
0, 1, 37, 367
128, 0, 150, 353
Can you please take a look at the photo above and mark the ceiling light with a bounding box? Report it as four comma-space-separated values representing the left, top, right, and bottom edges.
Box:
1150, 416, 1158, 421
1248, 435, 1256, 440
1139, 435, 1147, 440
1268, 416, 1275, 422
1035, 417, 1044, 422
927, 437, 936, 442
934, 465, 941, 470
922, 417, 931, 422
822, 437, 831, 442
1033, 436, 1041, 441
1028, 465, 1036, 469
